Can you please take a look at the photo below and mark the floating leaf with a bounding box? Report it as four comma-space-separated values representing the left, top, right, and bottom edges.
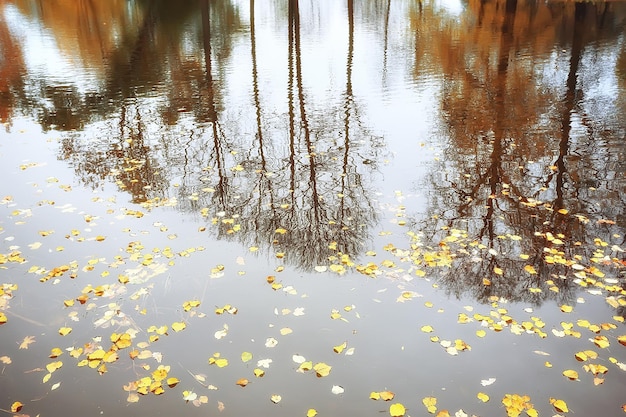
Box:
257, 358, 272, 368
593, 335, 610, 349
331, 385, 344, 395
241, 351, 253, 363
550, 398, 569, 413
380, 391, 395, 401
523, 265, 537, 274
183, 390, 198, 402
236, 378, 249, 387
481, 378, 496, 386
389, 403, 406, 417
526, 408, 538, 417
270, 394, 282, 404
292, 354, 306, 364
58, 326, 72, 336
46, 360, 63, 373
19, 336, 36, 349
423, 396, 437, 413
333, 341, 347, 353
562, 370, 579, 380
477, 392, 489, 402
11, 402, 23, 413
171, 322, 186, 332
421, 325, 434, 333
313, 362, 332, 377
307, 409, 318, 417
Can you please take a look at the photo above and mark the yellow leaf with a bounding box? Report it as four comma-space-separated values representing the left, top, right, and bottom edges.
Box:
241, 351, 253, 362
476, 330, 486, 338
380, 391, 395, 401
166, 377, 179, 387
0, 312, 7, 324
58, 326, 72, 336
526, 408, 539, 417
214, 358, 228, 368
421, 325, 434, 333
593, 335, 610, 349
524, 265, 537, 274
560, 305, 573, 313
370, 391, 381, 400
422, 396, 437, 413
562, 369, 579, 380
46, 361, 63, 373
253, 368, 265, 377
270, 394, 282, 404
11, 402, 23, 413
389, 403, 406, 417
493, 267, 503, 275
477, 392, 489, 402
333, 341, 347, 353
550, 398, 569, 413
171, 322, 186, 332
236, 378, 249, 387
313, 362, 332, 377
103, 350, 119, 363
307, 409, 318, 417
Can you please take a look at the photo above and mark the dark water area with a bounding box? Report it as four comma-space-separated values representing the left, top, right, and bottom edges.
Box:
0, 1, 625, 416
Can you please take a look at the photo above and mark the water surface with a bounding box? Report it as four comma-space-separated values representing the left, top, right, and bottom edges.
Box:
1, 1, 625, 416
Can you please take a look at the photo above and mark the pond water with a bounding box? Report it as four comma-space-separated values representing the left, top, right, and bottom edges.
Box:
1, 1, 625, 416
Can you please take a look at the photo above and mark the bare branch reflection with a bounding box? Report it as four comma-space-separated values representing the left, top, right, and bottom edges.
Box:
413, 1, 626, 305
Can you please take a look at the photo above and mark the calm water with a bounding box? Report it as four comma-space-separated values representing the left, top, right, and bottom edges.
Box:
1, 1, 625, 416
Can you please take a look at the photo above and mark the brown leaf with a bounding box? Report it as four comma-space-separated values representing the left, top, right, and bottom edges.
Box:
19, 336, 36, 349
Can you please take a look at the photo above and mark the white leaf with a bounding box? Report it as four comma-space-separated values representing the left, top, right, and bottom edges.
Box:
257, 358, 273, 368
480, 378, 496, 386
292, 354, 306, 364
331, 385, 344, 394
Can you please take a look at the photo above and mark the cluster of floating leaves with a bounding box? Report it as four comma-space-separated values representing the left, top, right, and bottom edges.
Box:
1, 170, 626, 417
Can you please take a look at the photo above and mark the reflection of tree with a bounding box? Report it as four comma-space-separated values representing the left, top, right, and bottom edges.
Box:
415, 1, 626, 305
0, 5, 26, 127
185, 0, 383, 270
